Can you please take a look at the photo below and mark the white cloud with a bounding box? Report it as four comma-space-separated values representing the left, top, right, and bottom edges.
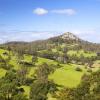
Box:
0, 31, 59, 43
70, 29, 100, 43
72, 30, 95, 35
0, 30, 100, 43
51, 9, 76, 16
33, 8, 48, 15
33, 8, 76, 16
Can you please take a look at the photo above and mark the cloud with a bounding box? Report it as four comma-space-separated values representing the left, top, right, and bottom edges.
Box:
70, 29, 100, 43
0, 30, 100, 43
33, 8, 48, 15
51, 9, 76, 16
0, 31, 59, 43
33, 8, 76, 16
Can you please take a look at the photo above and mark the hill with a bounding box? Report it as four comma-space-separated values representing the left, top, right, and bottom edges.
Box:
1, 32, 100, 53
0, 32, 100, 100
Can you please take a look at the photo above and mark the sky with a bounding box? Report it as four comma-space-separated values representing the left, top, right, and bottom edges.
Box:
0, 0, 100, 43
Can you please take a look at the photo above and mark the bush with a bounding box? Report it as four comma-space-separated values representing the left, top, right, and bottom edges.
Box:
84, 66, 87, 69
87, 68, 92, 73
56, 63, 62, 68
0, 63, 13, 70
25, 78, 34, 85
18, 60, 33, 67
75, 67, 82, 72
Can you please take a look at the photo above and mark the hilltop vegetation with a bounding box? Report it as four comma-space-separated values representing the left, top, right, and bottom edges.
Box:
0, 32, 100, 100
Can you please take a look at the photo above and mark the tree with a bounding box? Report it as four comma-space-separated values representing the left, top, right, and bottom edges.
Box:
0, 70, 28, 100
12, 94, 28, 100
0, 77, 17, 100
57, 53, 68, 64
32, 55, 38, 65
35, 63, 54, 81
16, 67, 28, 85
56, 70, 100, 100
30, 63, 57, 100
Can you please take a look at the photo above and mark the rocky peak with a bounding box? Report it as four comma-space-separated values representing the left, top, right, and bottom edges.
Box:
61, 32, 79, 40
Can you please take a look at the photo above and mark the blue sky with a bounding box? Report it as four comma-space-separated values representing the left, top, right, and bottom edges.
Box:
0, 0, 100, 43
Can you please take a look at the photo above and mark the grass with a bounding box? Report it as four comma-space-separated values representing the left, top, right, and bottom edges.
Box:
61, 43, 78, 48
49, 64, 86, 88
24, 54, 32, 62
21, 86, 30, 97
0, 68, 7, 78
28, 67, 36, 78
0, 49, 8, 54
0, 48, 89, 88
52, 49, 57, 52
48, 94, 57, 100
36, 57, 58, 65
67, 50, 96, 58
0, 48, 99, 99
92, 60, 100, 71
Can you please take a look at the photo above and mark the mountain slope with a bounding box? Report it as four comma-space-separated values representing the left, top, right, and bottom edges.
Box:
1, 32, 100, 53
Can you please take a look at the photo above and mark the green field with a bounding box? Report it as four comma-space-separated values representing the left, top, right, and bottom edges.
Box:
0, 68, 7, 78
67, 50, 96, 57
49, 64, 86, 88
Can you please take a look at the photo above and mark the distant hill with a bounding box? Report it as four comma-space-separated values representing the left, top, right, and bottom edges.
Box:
1, 32, 100, 53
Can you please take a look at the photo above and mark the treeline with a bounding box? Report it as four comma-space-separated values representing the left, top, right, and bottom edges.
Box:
0, 41, 100, 68
0, 32, 100, 55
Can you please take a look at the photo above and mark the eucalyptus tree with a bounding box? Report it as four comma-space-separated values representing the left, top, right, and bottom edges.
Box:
30, 63, 57, 100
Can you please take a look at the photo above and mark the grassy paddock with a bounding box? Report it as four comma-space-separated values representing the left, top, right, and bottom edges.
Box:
49, 64, 86, 88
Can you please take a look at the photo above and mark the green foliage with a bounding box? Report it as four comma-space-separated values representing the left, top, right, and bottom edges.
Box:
87, 68, 92, 73
13, 94, 28, 100
30, 63, 57, 100
30, 81, 50, 100
16, 66, 28, 85
75, 67, 82, 72
0, 69, 29, 100
32, 55, 38, 65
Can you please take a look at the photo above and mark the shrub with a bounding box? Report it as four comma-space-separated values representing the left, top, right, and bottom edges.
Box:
25, 78, 34, 85
87, 68, 92, 73
19, 60, 33, 67
75, 67, 82, 72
